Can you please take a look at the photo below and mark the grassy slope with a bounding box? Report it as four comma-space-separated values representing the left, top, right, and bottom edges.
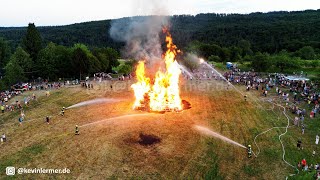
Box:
0, 80, 319, 179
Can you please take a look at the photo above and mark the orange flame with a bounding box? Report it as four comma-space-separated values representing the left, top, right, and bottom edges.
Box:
131, 29, 182, 111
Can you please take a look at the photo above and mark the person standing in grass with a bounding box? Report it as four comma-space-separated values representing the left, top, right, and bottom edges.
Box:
310, 111, 315, 118
300, 115, 304, 124
21, 110, 25, 120
316, 135, 319, 145
1, 133, 6, 142
1, 105, 4, 113
18, 116, 23, 125
301, 158, 307, 168
60, 107, 65, 116
75, 125, 80, 135
46, 116, 50, 124
302, 124, 305, 134
317, 172, 320, 180
294, 116, 299, 126
297, 140, 302, 150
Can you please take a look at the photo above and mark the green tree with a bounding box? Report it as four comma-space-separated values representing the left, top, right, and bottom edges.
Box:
124, 59, 137, 67
208, 55, 221, 62
199, 43, 221, 59
186, 42, 222, 60
22, 23, 43, 60
297, 46, 316, 60
11, 47, 33, 78
0, 38, 11, 69
71, 44, 91, 79
88, 55, 102, 74
92, 50, 109, 72
229, 46, 242, 62
238, 40, 253, 57
104, 47, 120, 71
272, 52, 298, 72
37, 43, 73, 80
54, 45, 73, 78
4, 56, 25, 86
243, 55, 253, 62
251, 52, 270, 72
92, 47, 120, 72
118, 64, 132, 74
219, 47, 231, 62
36, 43, 58, 80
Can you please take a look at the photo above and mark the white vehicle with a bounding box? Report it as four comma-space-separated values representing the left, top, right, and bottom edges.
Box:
21, 83, 29, 91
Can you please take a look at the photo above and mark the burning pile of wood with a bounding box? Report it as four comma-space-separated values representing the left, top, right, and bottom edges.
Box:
133, 94, 191, 113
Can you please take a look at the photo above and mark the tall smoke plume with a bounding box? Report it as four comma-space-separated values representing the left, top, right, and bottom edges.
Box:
109, 0, 169, 65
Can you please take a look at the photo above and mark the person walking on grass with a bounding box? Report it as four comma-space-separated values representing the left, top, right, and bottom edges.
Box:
316, 135, 319, 145
302, 124, 305, 134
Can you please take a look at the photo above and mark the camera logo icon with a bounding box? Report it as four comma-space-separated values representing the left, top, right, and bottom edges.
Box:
6, 167, 15, 176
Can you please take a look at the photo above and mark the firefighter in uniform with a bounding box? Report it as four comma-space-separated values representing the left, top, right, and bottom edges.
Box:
60, 107, 65, 116
247, 145, 252, 158
75, 125, 80, 135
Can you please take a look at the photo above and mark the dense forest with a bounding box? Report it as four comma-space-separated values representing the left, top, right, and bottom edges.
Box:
1, 10, 320, 53
0, 10, 320, 90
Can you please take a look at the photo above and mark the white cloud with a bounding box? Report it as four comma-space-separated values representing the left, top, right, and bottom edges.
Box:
0, 0, 319, 26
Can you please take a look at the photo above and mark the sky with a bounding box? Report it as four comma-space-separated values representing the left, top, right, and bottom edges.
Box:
0, 0, 319, 27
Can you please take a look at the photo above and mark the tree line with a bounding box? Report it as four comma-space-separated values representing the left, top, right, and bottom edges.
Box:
1, 10, 320, 88
0, 23, 120, 89
1, 10, 320, 54
183, 40, 319, 72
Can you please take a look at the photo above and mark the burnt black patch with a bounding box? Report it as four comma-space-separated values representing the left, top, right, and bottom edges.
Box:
138, 133, 161, 146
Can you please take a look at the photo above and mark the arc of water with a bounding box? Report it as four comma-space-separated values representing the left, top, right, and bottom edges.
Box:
67, 98, 123, 109
194, 125, 247, 149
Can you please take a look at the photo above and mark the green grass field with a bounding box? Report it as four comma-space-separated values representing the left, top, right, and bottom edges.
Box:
0, 80, 319, 179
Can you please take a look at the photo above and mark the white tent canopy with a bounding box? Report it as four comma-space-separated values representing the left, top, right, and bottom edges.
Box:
285, 76, 309, 81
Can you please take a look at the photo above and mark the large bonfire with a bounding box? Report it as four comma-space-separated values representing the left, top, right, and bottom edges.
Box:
131, 28, 184, 112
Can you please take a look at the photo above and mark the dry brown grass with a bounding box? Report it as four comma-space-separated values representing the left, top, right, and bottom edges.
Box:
0, 80, 298, 179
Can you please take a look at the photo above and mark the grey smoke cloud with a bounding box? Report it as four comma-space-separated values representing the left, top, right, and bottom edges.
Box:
109, 0, 169, 63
